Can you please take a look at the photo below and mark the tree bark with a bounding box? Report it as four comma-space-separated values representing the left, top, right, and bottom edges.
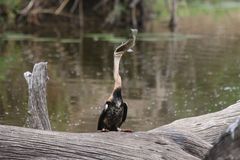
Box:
24, 62, 51, 130
1, 101, 240, 159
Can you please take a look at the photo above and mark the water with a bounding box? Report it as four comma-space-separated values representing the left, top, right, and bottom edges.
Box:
0, 14, 240, 132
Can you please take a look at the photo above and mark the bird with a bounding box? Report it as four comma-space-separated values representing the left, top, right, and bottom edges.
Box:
115, 29, 138, 55
97, 29, 138, 132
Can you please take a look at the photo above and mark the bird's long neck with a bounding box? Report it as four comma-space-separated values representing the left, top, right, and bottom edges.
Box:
108, 55, 122, 101
113, 55, 122, 89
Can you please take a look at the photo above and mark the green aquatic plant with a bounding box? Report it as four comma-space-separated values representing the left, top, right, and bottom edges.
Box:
0, 0, 21, 10
178, 1, 240, 17
85, 33, 126, 43
137, 32, 201, 42
0, 32, 82, 43
153, 0, 240, 19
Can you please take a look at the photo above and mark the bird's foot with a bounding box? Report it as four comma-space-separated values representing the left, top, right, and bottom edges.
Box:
117, 128, 133, 132
101, 128, 109, 132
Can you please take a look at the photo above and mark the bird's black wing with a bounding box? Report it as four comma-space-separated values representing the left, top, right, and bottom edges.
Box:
121, 102, 128, 123
97, 101, 111, 130
97, 108, 106, 130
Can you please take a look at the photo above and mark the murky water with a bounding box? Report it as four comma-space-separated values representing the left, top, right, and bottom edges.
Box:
0, 14, 240, 132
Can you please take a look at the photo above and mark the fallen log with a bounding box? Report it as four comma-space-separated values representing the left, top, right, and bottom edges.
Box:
151, 101, 240, 144
0, 101, 240, 159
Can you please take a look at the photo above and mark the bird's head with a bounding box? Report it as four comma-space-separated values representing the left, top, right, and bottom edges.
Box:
131, 29, 138, 37
114, 45, 133, 57
114, 48, 135, 57
114, 29, 138, 57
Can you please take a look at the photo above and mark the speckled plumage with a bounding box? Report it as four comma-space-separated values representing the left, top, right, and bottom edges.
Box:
97, 88, 128, 131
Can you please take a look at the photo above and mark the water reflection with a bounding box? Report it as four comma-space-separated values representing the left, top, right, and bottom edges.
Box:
0, 15, 240, 132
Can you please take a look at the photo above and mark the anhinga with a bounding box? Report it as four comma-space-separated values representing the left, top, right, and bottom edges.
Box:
97, 29, 138, 132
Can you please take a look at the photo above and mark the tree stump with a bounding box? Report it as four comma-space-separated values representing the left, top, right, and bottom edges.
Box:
24, 62, 51, 130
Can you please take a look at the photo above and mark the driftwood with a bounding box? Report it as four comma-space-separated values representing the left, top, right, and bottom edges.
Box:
0, 101, 240, 159
24, 62, 51, 130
